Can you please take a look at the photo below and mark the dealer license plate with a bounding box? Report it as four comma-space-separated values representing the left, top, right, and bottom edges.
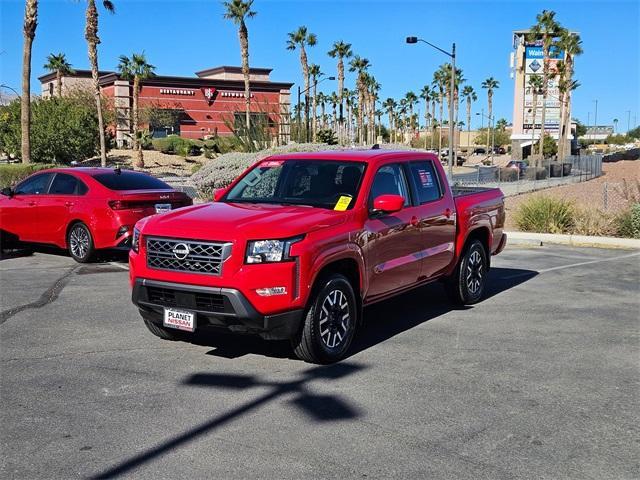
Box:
155, 203, 172, 214
163, 307, 195, 332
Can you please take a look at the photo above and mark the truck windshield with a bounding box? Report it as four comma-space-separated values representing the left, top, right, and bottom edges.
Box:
224, 160, 366, 210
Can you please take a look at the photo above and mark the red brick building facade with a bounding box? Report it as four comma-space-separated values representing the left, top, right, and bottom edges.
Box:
39, 66, 293, 146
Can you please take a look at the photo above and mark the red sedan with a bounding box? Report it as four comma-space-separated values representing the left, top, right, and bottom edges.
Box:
0, 167, 192, 262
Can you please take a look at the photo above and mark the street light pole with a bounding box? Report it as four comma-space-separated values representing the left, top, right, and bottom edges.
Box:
406, 36, 457, 178
626, 110, 631, 133
593, 99, 598, 129
297, 86, 301, 143
449, 43, 456, 176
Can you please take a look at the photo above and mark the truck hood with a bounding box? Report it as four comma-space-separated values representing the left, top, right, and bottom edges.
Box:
138, 201, 347, 241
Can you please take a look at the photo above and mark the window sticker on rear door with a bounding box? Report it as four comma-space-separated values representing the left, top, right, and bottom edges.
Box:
334, 195, 352, 211
417, 169, 434, 188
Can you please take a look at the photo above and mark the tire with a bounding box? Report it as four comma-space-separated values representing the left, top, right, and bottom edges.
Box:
445, 239, 488, 306
142, 317, 182, 341
291, 274, 358, 364
67, 222, 95, 263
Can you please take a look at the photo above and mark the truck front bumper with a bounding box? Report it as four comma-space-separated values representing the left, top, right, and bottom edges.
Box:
132, 278, 303, 340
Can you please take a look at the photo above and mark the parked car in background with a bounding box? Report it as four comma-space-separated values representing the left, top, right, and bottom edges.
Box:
130, 150, 506, 363
0, 168, 192, 262
494, 146, 507, 155
505, 160, 527, 175
473, 147, 487, 155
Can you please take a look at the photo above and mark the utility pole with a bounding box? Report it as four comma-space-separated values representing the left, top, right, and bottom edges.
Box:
626, 110, 631, 133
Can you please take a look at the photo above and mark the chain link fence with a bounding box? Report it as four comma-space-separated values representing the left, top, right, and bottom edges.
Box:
451, 155, 603, 197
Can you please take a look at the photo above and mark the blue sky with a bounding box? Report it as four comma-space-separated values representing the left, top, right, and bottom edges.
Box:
1, 0, 639, 130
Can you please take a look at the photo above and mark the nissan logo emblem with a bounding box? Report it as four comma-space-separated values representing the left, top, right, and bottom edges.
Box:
172, 243, 190, 260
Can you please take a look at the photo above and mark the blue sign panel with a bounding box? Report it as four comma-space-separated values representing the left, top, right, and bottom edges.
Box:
525, 46, 563, 59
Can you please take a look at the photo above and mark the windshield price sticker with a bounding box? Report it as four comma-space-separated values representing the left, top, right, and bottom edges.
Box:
334, 196, 352, 211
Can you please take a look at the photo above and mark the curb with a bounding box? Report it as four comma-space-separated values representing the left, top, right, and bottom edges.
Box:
505, 231, 640, 250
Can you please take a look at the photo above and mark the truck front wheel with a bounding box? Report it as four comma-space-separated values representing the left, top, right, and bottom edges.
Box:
445, 239, 488, 305
292, 274, 357, 364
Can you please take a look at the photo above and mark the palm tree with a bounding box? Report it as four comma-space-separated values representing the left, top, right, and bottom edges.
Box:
328, 40, 352, 140
43, 53, 74, 97
348, 55, 370, 144
317, 92, 327, 128
441, 63, 464, 157
461, 85, 477, 152
481, 77, 499, 154
85, 0, 115, 167
21, 0, 38, 164
344, 88, 356, 142
382, 98, 397, 143
329, 92, 339, 129
404, 91, 418, 138
309, 63, 321, 140
117, 53, 155, 168
496, 118, 508, 130
287, 26, 317, 138
398, 98, 408, 143
368, 77, 381, 143
527, 74, 544, 156
555, 28, 583, 160
420, 86, 433, 147
529, 10, 562, 161
223, 0, 256, 141
432, 69, 446, 151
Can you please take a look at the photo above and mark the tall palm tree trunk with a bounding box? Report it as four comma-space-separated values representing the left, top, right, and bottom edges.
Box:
21, 0, 38, 164
312, 82, 317, 141
337, 59, 344, 142
531, 92, 538, 157
357, 86, 364, 145
239, 22, 251, 141
85, 0, 107, 167
56, 71, 63, 97
466, 99, 472, 153
487, 93, 493, 156
133, 76, 144, 168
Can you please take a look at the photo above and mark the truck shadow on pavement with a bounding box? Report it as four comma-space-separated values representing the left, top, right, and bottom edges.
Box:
90, 362, 366, 479
189, 267, 537, 361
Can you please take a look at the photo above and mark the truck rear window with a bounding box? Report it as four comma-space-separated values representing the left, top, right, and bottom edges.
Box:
92, 171, 171, 191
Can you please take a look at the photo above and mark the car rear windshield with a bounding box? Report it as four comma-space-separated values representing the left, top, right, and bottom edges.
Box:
92, 171, 171, 191
224, 159, 366, 210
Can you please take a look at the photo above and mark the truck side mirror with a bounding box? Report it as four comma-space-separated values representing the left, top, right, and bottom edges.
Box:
213, 188, 226, 202
373, 194, 404, 214
1, 187, 14, 198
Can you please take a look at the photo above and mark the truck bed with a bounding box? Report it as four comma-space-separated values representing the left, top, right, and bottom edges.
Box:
450, 185, 500, 197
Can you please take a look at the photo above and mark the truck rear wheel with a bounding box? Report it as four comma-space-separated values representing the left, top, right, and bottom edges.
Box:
292, 274, 357, 364
445, 239, 487, 305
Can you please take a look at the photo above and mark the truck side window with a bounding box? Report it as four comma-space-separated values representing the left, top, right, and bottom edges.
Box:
408, 161, 442, 204
14, 173, 54, 195
369, 164, 410, 208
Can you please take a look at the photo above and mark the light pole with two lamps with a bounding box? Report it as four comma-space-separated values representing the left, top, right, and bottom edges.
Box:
297, 75, 335, 143
406, 36, 456, 178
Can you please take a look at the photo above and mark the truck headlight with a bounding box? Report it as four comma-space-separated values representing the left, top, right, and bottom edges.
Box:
132, 228, 141, 253
246, 237, 301, 264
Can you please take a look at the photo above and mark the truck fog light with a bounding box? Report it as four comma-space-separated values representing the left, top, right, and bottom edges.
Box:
116, 225, 130, 238
255, 287, 287, 297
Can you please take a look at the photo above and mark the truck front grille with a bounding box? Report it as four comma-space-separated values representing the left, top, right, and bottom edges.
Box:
146, 237, 230, 275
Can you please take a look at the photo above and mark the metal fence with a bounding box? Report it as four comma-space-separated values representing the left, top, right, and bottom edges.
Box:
451, 155, 603, 196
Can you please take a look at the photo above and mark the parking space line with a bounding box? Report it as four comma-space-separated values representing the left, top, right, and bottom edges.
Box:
110, 262, 130, 271
501, 251, 640, 280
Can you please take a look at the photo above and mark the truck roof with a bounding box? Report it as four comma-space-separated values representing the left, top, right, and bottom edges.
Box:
264, 149, 438, 163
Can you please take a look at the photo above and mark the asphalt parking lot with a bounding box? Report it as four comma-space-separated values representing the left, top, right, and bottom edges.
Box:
1, 245, 639, 479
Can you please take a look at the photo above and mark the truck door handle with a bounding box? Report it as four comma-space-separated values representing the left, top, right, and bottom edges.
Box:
65, 201, 74, 207
28, 201, 36, 207
410, 216, 419, 226
444, 208, 452, 218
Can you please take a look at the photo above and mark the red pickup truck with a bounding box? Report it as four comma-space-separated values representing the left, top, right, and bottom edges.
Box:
130, 150, 506, 363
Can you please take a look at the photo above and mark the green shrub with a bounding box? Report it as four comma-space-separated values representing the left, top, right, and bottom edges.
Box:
316, 129, 338, 145
0, 163, 57, 189
0, 94, 103, 163
542, 136, 557, 158
514, 196, 575, 234
152, 135, 201, 156
614, 203, 640, 239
